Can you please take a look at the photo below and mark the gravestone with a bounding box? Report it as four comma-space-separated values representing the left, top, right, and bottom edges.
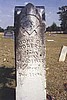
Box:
4, 30, 14, 38
59, 46, 67, 62
14, 3, 46, 100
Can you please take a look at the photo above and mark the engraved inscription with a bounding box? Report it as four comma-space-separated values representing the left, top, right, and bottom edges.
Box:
16, 3, 46, 100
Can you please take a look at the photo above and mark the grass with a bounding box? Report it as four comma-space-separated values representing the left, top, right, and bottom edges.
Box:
0, 33, 15, 67
46, 33, 67, 100
0, 33, 15, 100
0, 33, 67, 100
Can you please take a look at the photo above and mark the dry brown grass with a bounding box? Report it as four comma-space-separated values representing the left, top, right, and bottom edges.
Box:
0, 33, 67, 99
0, 33, 15, 100
46, 33, 67, 100
0, 34, 15, 67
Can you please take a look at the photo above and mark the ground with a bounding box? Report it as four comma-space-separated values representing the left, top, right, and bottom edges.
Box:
46, 33, 67, 100
0, 32, 67, 100
0, 33, 15, 100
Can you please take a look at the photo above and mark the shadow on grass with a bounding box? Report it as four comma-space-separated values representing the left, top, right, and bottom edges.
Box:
0, 66, 16, 100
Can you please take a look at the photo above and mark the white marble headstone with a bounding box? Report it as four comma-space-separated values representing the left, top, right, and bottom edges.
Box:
59, 46, 67, 62
15, 3, 46, 100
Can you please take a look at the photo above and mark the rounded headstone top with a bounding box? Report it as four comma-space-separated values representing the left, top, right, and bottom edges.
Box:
25, 3, 36, 14
26, 3, 34, 8
20, 3, 41, 20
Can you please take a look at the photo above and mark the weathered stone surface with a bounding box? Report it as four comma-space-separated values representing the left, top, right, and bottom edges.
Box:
59, 46, 67, 62
15, 3, 46, 100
